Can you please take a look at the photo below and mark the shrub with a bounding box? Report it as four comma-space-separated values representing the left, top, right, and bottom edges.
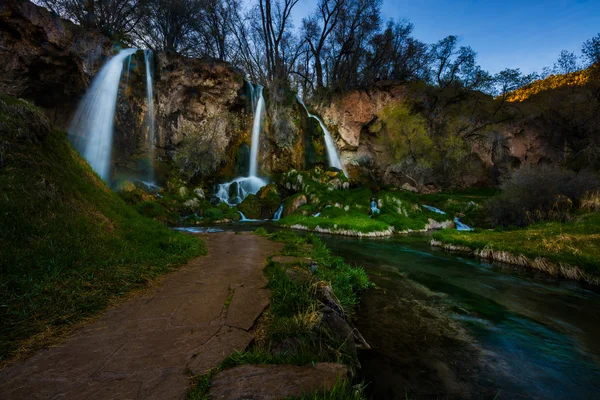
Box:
485, 165, 600, 227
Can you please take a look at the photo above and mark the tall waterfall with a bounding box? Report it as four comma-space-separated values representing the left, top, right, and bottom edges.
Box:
144, 50, 156, 181
68, 48, 138, 181
215, 83, 266, 205
249, 86, 265, 177
297, 96, 346, 176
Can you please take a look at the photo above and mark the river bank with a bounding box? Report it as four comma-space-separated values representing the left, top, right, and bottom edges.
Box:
319, 233, 600, 399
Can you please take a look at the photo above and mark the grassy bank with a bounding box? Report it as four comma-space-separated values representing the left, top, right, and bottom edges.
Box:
0, 95, 206, 363
187, 229, 370, 399
432, 212, 600, 283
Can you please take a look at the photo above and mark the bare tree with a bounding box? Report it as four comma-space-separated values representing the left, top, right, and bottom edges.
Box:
553, 50, 579, 75
302, 0, 344, 89
135, 0, 204, 54
582, 33, 600, 67
36, 0, 144, 37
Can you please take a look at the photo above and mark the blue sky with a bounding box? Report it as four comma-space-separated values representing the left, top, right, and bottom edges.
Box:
291, 0, 600, 74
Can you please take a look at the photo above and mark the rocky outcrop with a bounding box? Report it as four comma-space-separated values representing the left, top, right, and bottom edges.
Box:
319, 81, 568, 190
0, 0, 113, 129
320, 81, 407, 152
208, 363, 348, 400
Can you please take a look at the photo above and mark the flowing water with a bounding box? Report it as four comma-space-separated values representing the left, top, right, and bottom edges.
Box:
215, 84, 266, 205
273, 204, 284, 220
68, 48, 137, 181
249, 86, 265, 178
318, 234, 600, 399
297, 96, 347, 176
143, 50, 156, 182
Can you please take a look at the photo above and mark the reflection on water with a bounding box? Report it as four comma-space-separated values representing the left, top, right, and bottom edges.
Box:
319, 234, 600, 399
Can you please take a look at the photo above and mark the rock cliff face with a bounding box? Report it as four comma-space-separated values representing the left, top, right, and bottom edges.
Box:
0, 0, 113, 129
318, 83, 566, 190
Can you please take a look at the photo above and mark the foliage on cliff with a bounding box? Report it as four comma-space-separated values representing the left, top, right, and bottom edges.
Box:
0, 94, 205, 363
506, 67, 592, 102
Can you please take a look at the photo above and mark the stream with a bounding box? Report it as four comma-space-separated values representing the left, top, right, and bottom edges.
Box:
319, 234, 600, 399
181, 225, 600, 398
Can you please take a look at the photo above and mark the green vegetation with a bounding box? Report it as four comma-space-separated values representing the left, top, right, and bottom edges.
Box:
0, 95, 205, 363
187, 229, 370, 399
274, 168, 488, 235
433, 212, 600, 276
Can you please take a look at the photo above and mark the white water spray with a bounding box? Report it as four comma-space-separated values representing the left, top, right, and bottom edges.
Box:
297, 96, 346, 176
68, 48, 137, 181
215, 84, 266, 205
144, 50, 156, 181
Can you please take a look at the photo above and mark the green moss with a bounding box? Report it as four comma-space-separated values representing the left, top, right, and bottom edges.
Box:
238, 194, 261, 219
0, 95, 206, 362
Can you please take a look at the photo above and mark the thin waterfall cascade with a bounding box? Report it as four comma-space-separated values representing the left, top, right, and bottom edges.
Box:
249, 85, 265, 177
454, 217, 474, 231
423, 205, 446, 215
371, 199, 381, 215
273, 203, 284, 220
68, 48, 138, 181
215, 84, 266, 205
144, 50, 156, 182
297, 96, 347, 177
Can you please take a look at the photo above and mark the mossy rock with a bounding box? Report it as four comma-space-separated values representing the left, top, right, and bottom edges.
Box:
283, 193, 307, 217
238, 194, 261, 219
256, 184, 282, 218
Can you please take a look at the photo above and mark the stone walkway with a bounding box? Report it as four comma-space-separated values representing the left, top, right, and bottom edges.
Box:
0, 232, 282, 400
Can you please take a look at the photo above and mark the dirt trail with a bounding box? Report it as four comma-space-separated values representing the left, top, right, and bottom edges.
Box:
0, 232, 282, 399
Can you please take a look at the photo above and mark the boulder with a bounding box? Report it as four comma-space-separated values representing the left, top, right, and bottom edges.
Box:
208, 363, 349, 400
283, 194, 307, 217
193, 188, 205, 199
238, 194, 261, 219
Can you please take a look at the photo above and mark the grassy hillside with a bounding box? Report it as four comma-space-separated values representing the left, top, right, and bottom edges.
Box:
0, 94, 206, 363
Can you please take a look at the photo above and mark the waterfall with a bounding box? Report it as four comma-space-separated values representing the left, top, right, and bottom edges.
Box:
249, 86, 265, 177
68, 48, 138, 181
144, 50, 156, 182
215, 84, 266, 205
423, 205, 446, 215
273, 203, 283, 220
371, 199, 380, 215
454, 217, 474, 231
297, 96, 347, 176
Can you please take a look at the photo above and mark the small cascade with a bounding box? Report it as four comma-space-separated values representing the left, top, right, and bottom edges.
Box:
371, 199, 380, 215
297, 96, 347, 176
273, 204, 284, 220
423, 205, 446, 215
68, 48, 138, 181
454, 217, 474, 231
214, 84, 266, 205
238, 211, 262, 222
215, 176, 266, 206
312, 212, 321, 217
144, 50, 156, 182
